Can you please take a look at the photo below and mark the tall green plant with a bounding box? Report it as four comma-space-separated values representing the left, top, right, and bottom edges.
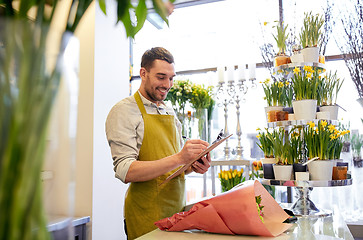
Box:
300, 12, 324, 48
272, 22, 289, 54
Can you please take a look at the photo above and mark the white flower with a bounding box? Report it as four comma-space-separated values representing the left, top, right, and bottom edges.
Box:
176, 92, 182, 96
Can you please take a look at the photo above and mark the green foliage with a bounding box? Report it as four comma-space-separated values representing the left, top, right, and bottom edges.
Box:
304, 121, 349, 160
291, 65, 323, 101
272, 22, 289, 54
256, 128, 275, 158
261, 78, 290, 107
321, 71, 344, 106
218, 169, 244, 192
300, 11, 324, 48
351, 133, 363, 158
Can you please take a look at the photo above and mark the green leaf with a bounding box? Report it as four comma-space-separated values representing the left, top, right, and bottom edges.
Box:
152, 0, 169, 25
117, 0, 131, 22
98, 0, 107, 15
134, 0, 147, 34
120, 7, 135, 38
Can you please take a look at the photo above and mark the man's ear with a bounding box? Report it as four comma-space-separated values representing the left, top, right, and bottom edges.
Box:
140, 67, 147, 78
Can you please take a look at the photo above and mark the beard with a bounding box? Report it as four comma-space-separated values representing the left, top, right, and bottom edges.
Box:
144, 76, 169, 103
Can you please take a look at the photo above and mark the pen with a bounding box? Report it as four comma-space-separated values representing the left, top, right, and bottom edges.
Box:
182, 136, 189, 140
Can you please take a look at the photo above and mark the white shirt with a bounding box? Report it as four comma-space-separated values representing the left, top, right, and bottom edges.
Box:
105, 91, 182, 183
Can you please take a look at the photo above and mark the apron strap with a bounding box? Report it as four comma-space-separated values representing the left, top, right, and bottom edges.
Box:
134, 91, 147, 114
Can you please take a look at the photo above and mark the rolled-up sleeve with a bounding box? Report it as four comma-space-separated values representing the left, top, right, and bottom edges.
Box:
105, 100, 142, 183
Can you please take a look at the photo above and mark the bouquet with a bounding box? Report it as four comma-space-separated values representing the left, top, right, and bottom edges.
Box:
155, 180, 292, 237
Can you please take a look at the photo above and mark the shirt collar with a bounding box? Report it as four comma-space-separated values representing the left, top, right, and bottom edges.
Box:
137, 90, 166, 109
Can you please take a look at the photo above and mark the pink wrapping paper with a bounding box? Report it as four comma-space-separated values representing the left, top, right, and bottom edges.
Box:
155, 180, 292, 237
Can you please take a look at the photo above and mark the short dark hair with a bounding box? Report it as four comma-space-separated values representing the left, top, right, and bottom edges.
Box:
141, 47, 174, 71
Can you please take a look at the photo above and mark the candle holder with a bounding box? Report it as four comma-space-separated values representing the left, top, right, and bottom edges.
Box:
216, 81, 235, 160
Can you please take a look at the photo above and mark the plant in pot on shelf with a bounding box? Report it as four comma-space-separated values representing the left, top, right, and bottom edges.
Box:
319, 71, 344, 120
256, 128, 275, 179
289, 126, 307, 178
299, 11, 324, 63
261, 78, 288, 122
268, 127, 294, 180
291, 65, 323, 120
272, 22, 290, 67
351, 133, 363, 168
304, 120, 349, 180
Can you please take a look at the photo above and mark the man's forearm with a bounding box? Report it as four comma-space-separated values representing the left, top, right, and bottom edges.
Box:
124, 153, 182, 183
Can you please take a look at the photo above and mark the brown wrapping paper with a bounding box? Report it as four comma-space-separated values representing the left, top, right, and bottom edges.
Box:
155, 180, 292, 237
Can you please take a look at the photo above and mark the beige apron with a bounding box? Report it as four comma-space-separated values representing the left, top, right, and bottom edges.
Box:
124, 92, 185, 240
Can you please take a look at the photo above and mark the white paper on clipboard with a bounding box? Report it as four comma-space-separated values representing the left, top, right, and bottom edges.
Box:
160, 134, 233, 186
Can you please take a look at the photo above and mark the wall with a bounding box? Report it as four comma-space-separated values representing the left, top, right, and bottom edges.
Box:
92, 0, 130, 239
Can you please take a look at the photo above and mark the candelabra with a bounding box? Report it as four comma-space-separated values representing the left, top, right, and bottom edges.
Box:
215, 67, 257, 160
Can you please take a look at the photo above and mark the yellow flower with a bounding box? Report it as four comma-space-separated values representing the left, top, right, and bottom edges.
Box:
256, 134, 261, 139
228, 172, 232, 179
278, 82, 284, 88
285, 81, 290, 86
306, 73, 312, 79
256, 128, 261, 131
308, 121, 315, 129
328, 124, 336, 132
330, 134, 336, 140
303, 65, 313, 73
264, 21, 268, 26
321, 120, 327, 127
264, 78, 271, 84
232, 172, 236, 178
318, 69, 322, 74
293, 67, 300, 74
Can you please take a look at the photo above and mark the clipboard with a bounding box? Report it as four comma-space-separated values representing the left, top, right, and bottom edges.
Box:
160, 134, 233, 186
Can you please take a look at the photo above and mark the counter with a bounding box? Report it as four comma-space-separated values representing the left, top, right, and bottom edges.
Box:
136, 207, 354, 240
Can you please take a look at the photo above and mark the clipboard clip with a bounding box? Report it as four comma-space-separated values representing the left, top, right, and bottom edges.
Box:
212, 129, 224, 144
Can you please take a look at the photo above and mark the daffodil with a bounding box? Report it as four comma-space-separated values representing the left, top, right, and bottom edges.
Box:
306, 73, 312, 79
308, 121, 315, 129
328, 124, 336, 132
293, 67, 300, 74
278, 81, 284, 88
321, 120, 327, 127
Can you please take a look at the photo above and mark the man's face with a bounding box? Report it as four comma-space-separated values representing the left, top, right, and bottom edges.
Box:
139, 59, 176, 105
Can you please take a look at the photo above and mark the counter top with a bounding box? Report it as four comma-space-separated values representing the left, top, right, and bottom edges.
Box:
47, 216, 90, 232
136, 207, 353, 240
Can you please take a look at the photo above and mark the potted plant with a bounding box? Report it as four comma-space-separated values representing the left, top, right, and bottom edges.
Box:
291, 65, 323, 120
319, 71, 344, 120
304, 121, 349, 180
261, 78, 288, 122
272, 22, 290, 67
288, 126, 307, 178
256, 128, 275, 179
218, 169, 245, 192
268, 127, 293, 180
299, 12, 324, 63
351, 133, 363, 168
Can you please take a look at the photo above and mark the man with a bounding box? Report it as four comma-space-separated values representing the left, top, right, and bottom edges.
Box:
106, 47, 211, 240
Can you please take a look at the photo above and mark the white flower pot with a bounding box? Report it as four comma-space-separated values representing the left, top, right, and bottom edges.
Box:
319, 105, 339, 120
290, 53, 304, 63
273, 165, 293, 180
301, 47, 319, 63
292, 99, 317, 120
308, 160, 335, 181
264, 106, 284, 123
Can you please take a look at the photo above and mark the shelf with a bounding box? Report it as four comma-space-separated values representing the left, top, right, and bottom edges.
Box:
274, 62, 326, 72
210, 159, 251, 166
267, 119, 339, 128
260, 178, 352, 188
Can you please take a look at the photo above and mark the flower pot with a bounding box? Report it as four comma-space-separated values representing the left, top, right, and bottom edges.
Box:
293, 163, 307, 180
292, 99, 317, 120
307, 160, 335, 181
273, 165, 293, 180
319, 105, 339, 120
290, 53, 304, 63
332, 166, 347, 180
300, 47, 319, 63
274, 54, 290, 67
264, 106, 284, 123
262, 164, 275, 179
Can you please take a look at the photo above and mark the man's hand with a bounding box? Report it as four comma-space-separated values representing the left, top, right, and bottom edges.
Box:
191, 152, 211, 174
177, 139, 209, 165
